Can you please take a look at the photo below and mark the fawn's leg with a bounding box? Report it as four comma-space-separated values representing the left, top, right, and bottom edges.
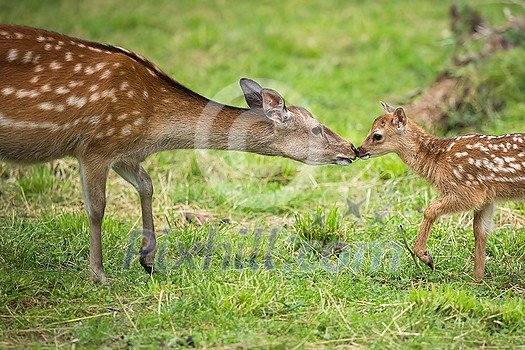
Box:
472, 202, 496, 280
79, 158, 110, 283
414, 195, 481, 270
113, 162, 156, 274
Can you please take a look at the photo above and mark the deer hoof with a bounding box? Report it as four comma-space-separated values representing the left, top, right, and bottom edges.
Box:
424, 251, 435, 270
140, 257, 154, 275
90, 269, 108, 284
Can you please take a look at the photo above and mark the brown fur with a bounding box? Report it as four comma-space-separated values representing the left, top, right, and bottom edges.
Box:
0, 25, 356, 282
357, 102, 525, 280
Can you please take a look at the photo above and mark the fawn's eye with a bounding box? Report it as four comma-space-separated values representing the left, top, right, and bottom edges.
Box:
312, 126, 322, 135
373, 133, 382, 141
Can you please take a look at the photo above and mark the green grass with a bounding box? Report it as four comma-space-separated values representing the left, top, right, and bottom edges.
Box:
1, 0, 525, 348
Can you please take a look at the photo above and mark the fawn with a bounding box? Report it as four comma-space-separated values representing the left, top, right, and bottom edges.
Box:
0, 24, 357, 283
357, 102, 525, 280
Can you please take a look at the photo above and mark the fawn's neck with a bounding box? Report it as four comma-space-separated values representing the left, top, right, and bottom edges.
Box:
396, 121, 444, 183
151, 87, 276, 156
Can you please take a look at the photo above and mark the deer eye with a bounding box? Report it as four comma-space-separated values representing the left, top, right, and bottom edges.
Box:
312, 126, 322, 135
373, 133, 382, 141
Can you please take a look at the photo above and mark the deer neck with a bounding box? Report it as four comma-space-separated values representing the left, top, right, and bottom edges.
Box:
396, 121, 443, 182
152, 87, 276, 155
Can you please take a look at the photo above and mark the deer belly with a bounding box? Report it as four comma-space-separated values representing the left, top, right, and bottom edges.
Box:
0, 124, 82, 163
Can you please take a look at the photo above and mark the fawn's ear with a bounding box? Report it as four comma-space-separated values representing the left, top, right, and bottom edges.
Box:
240, 78, 264, 108
393, 106, 407, 131
261, 88, 291, 126
380, 101, 396, 113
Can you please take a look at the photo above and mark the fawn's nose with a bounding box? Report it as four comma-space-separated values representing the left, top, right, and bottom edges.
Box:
356, 146, 371, 159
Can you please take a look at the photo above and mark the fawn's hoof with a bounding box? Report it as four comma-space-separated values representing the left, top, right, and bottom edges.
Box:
424, 251, 435, 270
416, 250, 435, 270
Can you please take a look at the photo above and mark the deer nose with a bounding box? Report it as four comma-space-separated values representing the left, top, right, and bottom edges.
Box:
351, 144, 358, 156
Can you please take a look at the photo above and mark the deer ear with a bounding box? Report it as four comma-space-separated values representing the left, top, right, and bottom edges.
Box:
380, 101, 396, 113
240, 78, 264, 109
393, 106, 407, 130
261, 88, 290, 126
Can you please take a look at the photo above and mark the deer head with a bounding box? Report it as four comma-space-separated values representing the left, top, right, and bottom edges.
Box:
239, 78, 356, 165
356, 101, 408, 159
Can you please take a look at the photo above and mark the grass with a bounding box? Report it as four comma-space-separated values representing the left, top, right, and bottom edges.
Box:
1, 0, 525, 348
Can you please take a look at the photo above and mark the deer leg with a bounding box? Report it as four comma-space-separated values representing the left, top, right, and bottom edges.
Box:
113, 162, 156, 274
79, 158, 110, 284
414, 195, 480, 271
472, 202, 496, 280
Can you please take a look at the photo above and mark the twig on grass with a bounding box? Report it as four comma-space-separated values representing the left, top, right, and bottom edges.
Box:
398, 224, 420, 267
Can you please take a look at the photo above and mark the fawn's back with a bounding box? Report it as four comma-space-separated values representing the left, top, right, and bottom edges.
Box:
440, 133, 525, 199
0, 25, 173, 163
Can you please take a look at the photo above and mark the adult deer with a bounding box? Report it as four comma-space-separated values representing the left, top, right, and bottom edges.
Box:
0, 25, 357, 283
357, 102, 525, 280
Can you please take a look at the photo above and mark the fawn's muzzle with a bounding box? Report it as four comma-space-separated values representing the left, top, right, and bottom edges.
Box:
356, 146, 370, 159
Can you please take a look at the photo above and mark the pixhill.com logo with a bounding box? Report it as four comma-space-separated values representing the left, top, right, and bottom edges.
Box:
122, 225, 405, 274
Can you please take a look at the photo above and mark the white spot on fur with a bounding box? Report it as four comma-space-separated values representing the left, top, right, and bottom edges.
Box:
16, 89, 33, 98
67, 96, 87, 108
121, 125, 132, 136
7, 49, 18, 62
88, 46, 103, 53
494, 158, 505, 167
133, 118, 144, 126
22, 51, 33, 64
101, 70, 111, 79
68, 80, 84, 88
56, 86, 70, 95
38, 102, 55, 111
509, 163, 522, 171
89, 92, 101, 102
74, 63, 82, 73
2, 87, 14, 96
